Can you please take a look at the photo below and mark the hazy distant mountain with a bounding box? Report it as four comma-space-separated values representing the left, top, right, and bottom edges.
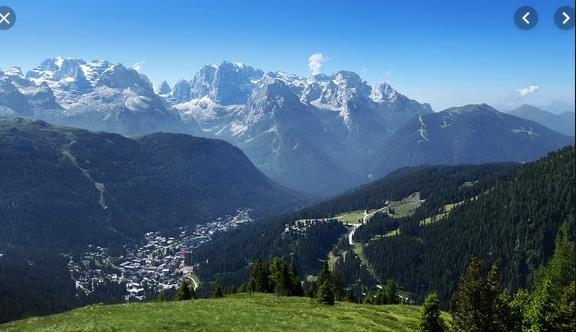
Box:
370, 104, 574, 177
544, 100, 576, 114
0, 76, 33, 117
171, 62, 433, 194
507, 104, 574, 137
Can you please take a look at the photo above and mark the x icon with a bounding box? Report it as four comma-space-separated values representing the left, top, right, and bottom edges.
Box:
0, 12, 9, 24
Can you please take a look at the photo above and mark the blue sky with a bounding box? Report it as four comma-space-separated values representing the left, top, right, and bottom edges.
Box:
1, 0, 574, 111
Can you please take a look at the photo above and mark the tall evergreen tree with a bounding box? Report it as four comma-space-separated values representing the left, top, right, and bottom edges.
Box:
269, 257, 286, 294
419, 292, 444, 332
317, 261, 332, 286
211, 278, 224, 298
451, 258, 511, 331
332, 271, 345, 301
248, 259, 270, 293
176, 281, 191, 301
316, 280, 335, 305
525, 221, 576, 331
289, 259, 304, 297
383, 279, 397, 304
274, 260, 292, 296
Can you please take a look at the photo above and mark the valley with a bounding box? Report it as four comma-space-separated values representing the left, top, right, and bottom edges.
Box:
69, 209, 252, 301
1, 58, 574, 327
189, 148, 574, 307
1, 1, 574, 329
0, 118, 307, 323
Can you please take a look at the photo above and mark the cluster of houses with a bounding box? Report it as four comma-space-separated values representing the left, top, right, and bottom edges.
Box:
284, 218, 336, 235
68, 209, 253, 301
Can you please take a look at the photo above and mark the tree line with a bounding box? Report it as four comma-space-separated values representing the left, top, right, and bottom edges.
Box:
363, 146, 575, 305
420, 220, 575, 331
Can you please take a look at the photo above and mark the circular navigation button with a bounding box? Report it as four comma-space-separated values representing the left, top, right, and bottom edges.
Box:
515, 6, 538, 30
555, 6, 575, 30
0, 6, 16, 30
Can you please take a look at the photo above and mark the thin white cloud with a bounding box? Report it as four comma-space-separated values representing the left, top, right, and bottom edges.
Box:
308, 53, 329, 75
515, 84, 539, 97
132, 60, 146, 73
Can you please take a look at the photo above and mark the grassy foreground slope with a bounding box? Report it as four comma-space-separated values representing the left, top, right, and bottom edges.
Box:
1, 294, 429, 331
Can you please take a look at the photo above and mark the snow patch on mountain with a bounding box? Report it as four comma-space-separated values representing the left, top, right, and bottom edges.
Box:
511, 127, 539, 139
417, 114, 429, 143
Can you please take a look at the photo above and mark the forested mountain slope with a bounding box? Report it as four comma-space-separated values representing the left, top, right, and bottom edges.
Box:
190, 147, 574, 306
0, 117, 308, 322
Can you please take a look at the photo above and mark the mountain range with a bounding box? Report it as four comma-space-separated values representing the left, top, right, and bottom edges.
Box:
506, 104, 574, 137
1, 58, 573, 195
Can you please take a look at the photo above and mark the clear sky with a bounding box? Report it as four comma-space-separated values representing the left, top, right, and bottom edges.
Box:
1, 0, 574, 111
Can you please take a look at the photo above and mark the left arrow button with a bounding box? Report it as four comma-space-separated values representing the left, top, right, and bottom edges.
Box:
515, 6, 538, 30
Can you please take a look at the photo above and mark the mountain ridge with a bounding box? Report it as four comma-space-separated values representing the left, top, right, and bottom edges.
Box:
2, 59, 573, 195
0, 117, 308, 249
507, 104, 574, 137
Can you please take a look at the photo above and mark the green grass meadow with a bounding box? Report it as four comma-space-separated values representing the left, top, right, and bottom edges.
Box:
2, 293, 427, 332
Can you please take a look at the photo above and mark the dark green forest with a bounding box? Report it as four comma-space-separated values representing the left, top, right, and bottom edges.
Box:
362, 146, 574, 304
0, 119, 307, 251
1, 118, 573, 325
191, 146, 575, 308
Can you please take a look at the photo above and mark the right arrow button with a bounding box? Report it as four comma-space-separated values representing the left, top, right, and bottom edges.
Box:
555, 6, 575, 30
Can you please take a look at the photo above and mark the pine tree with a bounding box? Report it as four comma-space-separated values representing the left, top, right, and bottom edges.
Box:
269, 257, 286, 294
274, 261, 292, 296
451, 258, 511, 332
248, 259, 270, 293
509, 289, 530, 329
451, 258, 487, 331
309, 260, 332, 299
317, 261, 331, 286
525, 220, 576, 331
289, 259, 304, 297
499, 290, 524, 331
485, 265, 510, 330
211, 278, 224, 298
528, 279, 555, 331
332, 271, 345, 301
316, 280, 335, 305
419, 292, 444, 332
176, 281, 191, 301
383, 279, 397, 304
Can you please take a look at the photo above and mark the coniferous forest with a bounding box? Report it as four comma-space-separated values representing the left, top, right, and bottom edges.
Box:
190, 146, 575, 310
0, 118, 573, 328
